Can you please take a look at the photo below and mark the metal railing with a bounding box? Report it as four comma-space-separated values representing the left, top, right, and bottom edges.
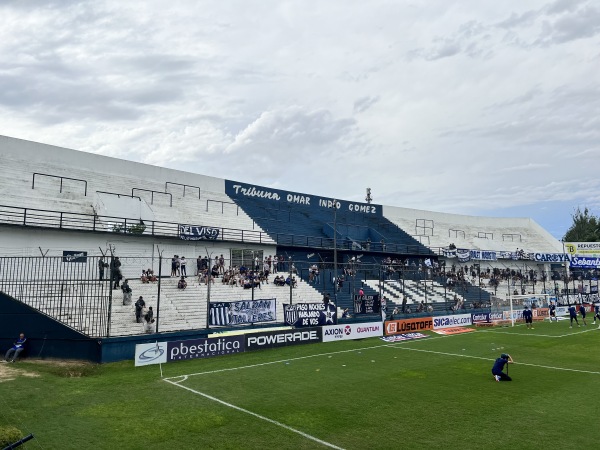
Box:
32, 173, 88, 196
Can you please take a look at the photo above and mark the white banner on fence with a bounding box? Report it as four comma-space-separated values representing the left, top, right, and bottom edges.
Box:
322, 321, 383, 342
134, 342, 168, 367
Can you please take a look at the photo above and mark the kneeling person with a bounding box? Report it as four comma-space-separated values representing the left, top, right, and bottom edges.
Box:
491, 353, 513, 382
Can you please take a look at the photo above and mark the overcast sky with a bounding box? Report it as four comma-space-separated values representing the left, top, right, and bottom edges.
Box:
1, 0, 599, 239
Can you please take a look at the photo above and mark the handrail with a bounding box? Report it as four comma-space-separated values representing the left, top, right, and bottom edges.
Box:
32, 172, 88, 196
0, 203, 449, 256
206, 199, 239, 215
132, 188, 172, 207
502, 233, 522, 242
96, 191, 142, 201
449, 229, 465, 239
477, 232, 493, 240
165, 182, 201, 199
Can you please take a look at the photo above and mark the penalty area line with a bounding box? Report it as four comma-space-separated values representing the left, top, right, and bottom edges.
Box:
163, 378, 345, 450
386, 345, 600, 375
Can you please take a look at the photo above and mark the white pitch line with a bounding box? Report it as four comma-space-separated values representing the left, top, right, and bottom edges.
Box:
480, 326, 599, 338
164, 378, 345, 450
164, 343, 390, 380
386, 345, 600, 375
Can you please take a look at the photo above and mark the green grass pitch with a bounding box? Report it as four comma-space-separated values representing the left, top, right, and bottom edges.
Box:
1, 321, 598, 449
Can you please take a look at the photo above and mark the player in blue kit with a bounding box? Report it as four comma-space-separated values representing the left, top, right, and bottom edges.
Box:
523, 305, 534, 329
491, 353, 513, 382
549, 302, 557, 322
593, 303, 600, 327
579, 303, 587, 326
568, 305, 580, 328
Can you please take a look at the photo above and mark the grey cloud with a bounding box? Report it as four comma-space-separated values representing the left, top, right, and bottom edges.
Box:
226, 107, 357, 155
353, 96, 379, 114
535, 5, 600, 45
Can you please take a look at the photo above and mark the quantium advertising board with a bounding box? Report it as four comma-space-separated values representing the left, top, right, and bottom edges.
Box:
385, 317, 434, 335
322, 322, 383, 342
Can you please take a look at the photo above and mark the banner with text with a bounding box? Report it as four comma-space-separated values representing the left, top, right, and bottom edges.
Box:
385, 317, 433, 335
179, 224, 220, 240
433, 314, 472, 329
283, 302, 337, 327
565, 242, 600, 257
209, 299, 277, 326
322, 322, 383, 342
353, 294, 381, 315
245, 328, 322, 351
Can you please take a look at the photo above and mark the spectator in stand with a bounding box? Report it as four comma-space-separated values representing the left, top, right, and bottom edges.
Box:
141, 270, 149, 283
196, 256, 203, 276
177, 276, 187, 290
401, 294, 407, 313
180, 256, 187, 277
358, 287, 364, 297
147, 269, 157, 283
98, 256, 109, 280
121, 279, 132, 305
135, 296, 146, 323
144, 307, 155, 333
110, 256, 122, 289
171, 255, 178, 277
218, 255, 225, 274
4, 333, 27, 362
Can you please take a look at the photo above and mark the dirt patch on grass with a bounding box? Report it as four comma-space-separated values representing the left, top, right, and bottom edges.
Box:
0, 362, 40, 382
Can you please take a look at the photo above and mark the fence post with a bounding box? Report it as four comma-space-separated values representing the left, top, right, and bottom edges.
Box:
156, 255, 162, 333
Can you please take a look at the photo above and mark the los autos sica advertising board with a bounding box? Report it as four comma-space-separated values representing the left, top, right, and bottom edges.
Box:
322, 322, 383, 342
433, 314, 472, 329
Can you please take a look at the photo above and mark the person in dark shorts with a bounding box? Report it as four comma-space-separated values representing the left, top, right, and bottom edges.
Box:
523, 305, 534, 329
579, 303, 587, 326
568, 305, 580, 328
593, 303, 600, 327
549, 302, 557, 322
491, 353, 513, 382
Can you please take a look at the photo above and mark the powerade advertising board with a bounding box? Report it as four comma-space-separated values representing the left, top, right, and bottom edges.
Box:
245, 328, 321, 351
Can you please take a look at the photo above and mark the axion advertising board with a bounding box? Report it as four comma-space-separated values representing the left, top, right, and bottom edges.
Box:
433, 314, 472, 329
322, 322, 383, 342
385, 317, 433, 335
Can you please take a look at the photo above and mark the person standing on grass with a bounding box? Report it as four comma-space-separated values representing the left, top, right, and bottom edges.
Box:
593, 303, 600, 327
549, 302, 557, 322
523, 305, 534, 329
578, 303, 587, 326
568, 304, 580, 328
491, 353, 513, 382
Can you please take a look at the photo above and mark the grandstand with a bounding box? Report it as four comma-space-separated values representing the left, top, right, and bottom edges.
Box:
0, 134, 584, 362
